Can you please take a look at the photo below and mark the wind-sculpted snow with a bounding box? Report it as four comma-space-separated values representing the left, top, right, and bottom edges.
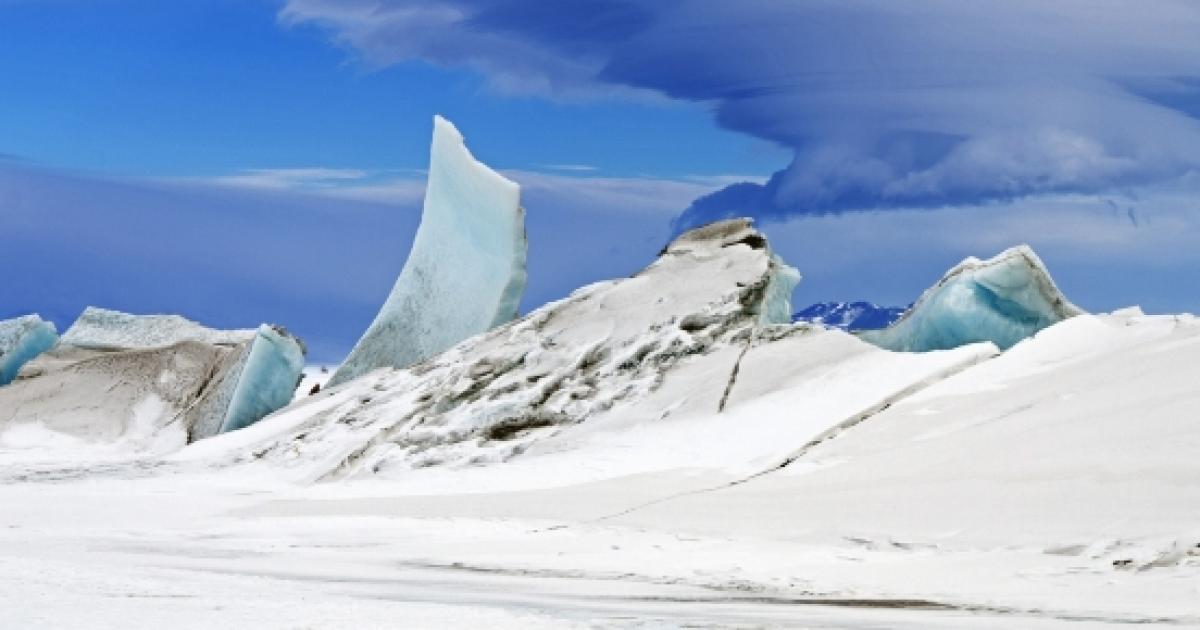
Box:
0, 309, 304, 452
329, 116, 526, 387
184, 219, 992, 484
859, 246, 1082, 352
0, 315, 58, 386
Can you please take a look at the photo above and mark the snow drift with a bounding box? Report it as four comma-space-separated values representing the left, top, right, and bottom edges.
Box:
329, 116, 527, 387
859, 245, 1082, 352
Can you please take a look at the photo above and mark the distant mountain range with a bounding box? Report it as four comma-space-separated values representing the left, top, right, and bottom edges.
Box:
793, 301, 907, 331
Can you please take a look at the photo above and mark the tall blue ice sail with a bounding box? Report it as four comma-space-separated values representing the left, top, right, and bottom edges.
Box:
330, 115, 527, 387
859, 245, 1082, 352
0, 315, 59, 385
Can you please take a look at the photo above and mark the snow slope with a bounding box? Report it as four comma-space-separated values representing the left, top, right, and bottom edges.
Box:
330, 116, 527, 387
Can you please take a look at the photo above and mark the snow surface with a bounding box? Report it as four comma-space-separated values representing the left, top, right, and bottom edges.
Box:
329, 115, 527, 387
1, 227, 1198, 628
0, 314, 58, 385
861, 245, 1083, 352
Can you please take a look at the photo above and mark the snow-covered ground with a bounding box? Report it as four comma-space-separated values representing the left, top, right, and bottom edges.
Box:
3, 313, 1198, 628
2, 223, 1198, 628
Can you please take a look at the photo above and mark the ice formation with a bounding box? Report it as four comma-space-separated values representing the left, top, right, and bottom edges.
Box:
0, 309, 305, 450
0, 314, 59, 386
329, 115, 526, 387
62, 306, 251, 349
218, 325, 306, 433
186, 219, 989, 482
859, 245, 1083, 352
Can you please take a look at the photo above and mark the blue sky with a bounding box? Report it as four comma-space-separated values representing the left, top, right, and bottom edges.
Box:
0, 0, 782, 178
3, 1, 1200, 361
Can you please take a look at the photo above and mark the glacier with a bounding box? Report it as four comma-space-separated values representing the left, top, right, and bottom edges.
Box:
329, 115, 526, 387
859, 245, 1083, 352
0, 314, 59, 386
0, 308, 305, 450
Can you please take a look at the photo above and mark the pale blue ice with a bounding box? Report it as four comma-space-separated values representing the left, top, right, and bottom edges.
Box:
859, 245, 1082, 352
219, 325, 306, 433
0, 315, 59, 385
330, 116, 526, 387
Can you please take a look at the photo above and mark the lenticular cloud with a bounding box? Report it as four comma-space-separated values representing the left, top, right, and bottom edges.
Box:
283, 0, 1200, 221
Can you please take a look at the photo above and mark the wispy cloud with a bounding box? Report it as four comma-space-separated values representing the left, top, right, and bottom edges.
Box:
537, 163, 598, 173
176, 168, 428, 205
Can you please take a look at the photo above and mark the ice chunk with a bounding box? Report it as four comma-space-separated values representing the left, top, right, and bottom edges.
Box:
62, 306, 253, 350
0, 315, 59, 385
1, 309, 305, 451
329, 115, 526, 387
219, 325, 307, 433
761, 253, 801, 325
859, 245, 1083, 352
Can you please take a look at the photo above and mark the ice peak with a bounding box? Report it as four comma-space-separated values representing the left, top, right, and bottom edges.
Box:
329, 115, 527, 387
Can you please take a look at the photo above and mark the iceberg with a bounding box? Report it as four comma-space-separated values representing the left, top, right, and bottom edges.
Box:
0, 308, 305, 451
329, 115, 526, 387
859, 245, 1083, 352
0, 314, 59, 386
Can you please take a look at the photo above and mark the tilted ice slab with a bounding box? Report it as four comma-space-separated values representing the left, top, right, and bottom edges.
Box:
0, 314, 59, 386
859, 245, 1083, 352
218, 325, 306, 434
329, 116, 526, 387
183, 219, 991, 487
62, 306, 253, 350
0, 309, 305, 454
